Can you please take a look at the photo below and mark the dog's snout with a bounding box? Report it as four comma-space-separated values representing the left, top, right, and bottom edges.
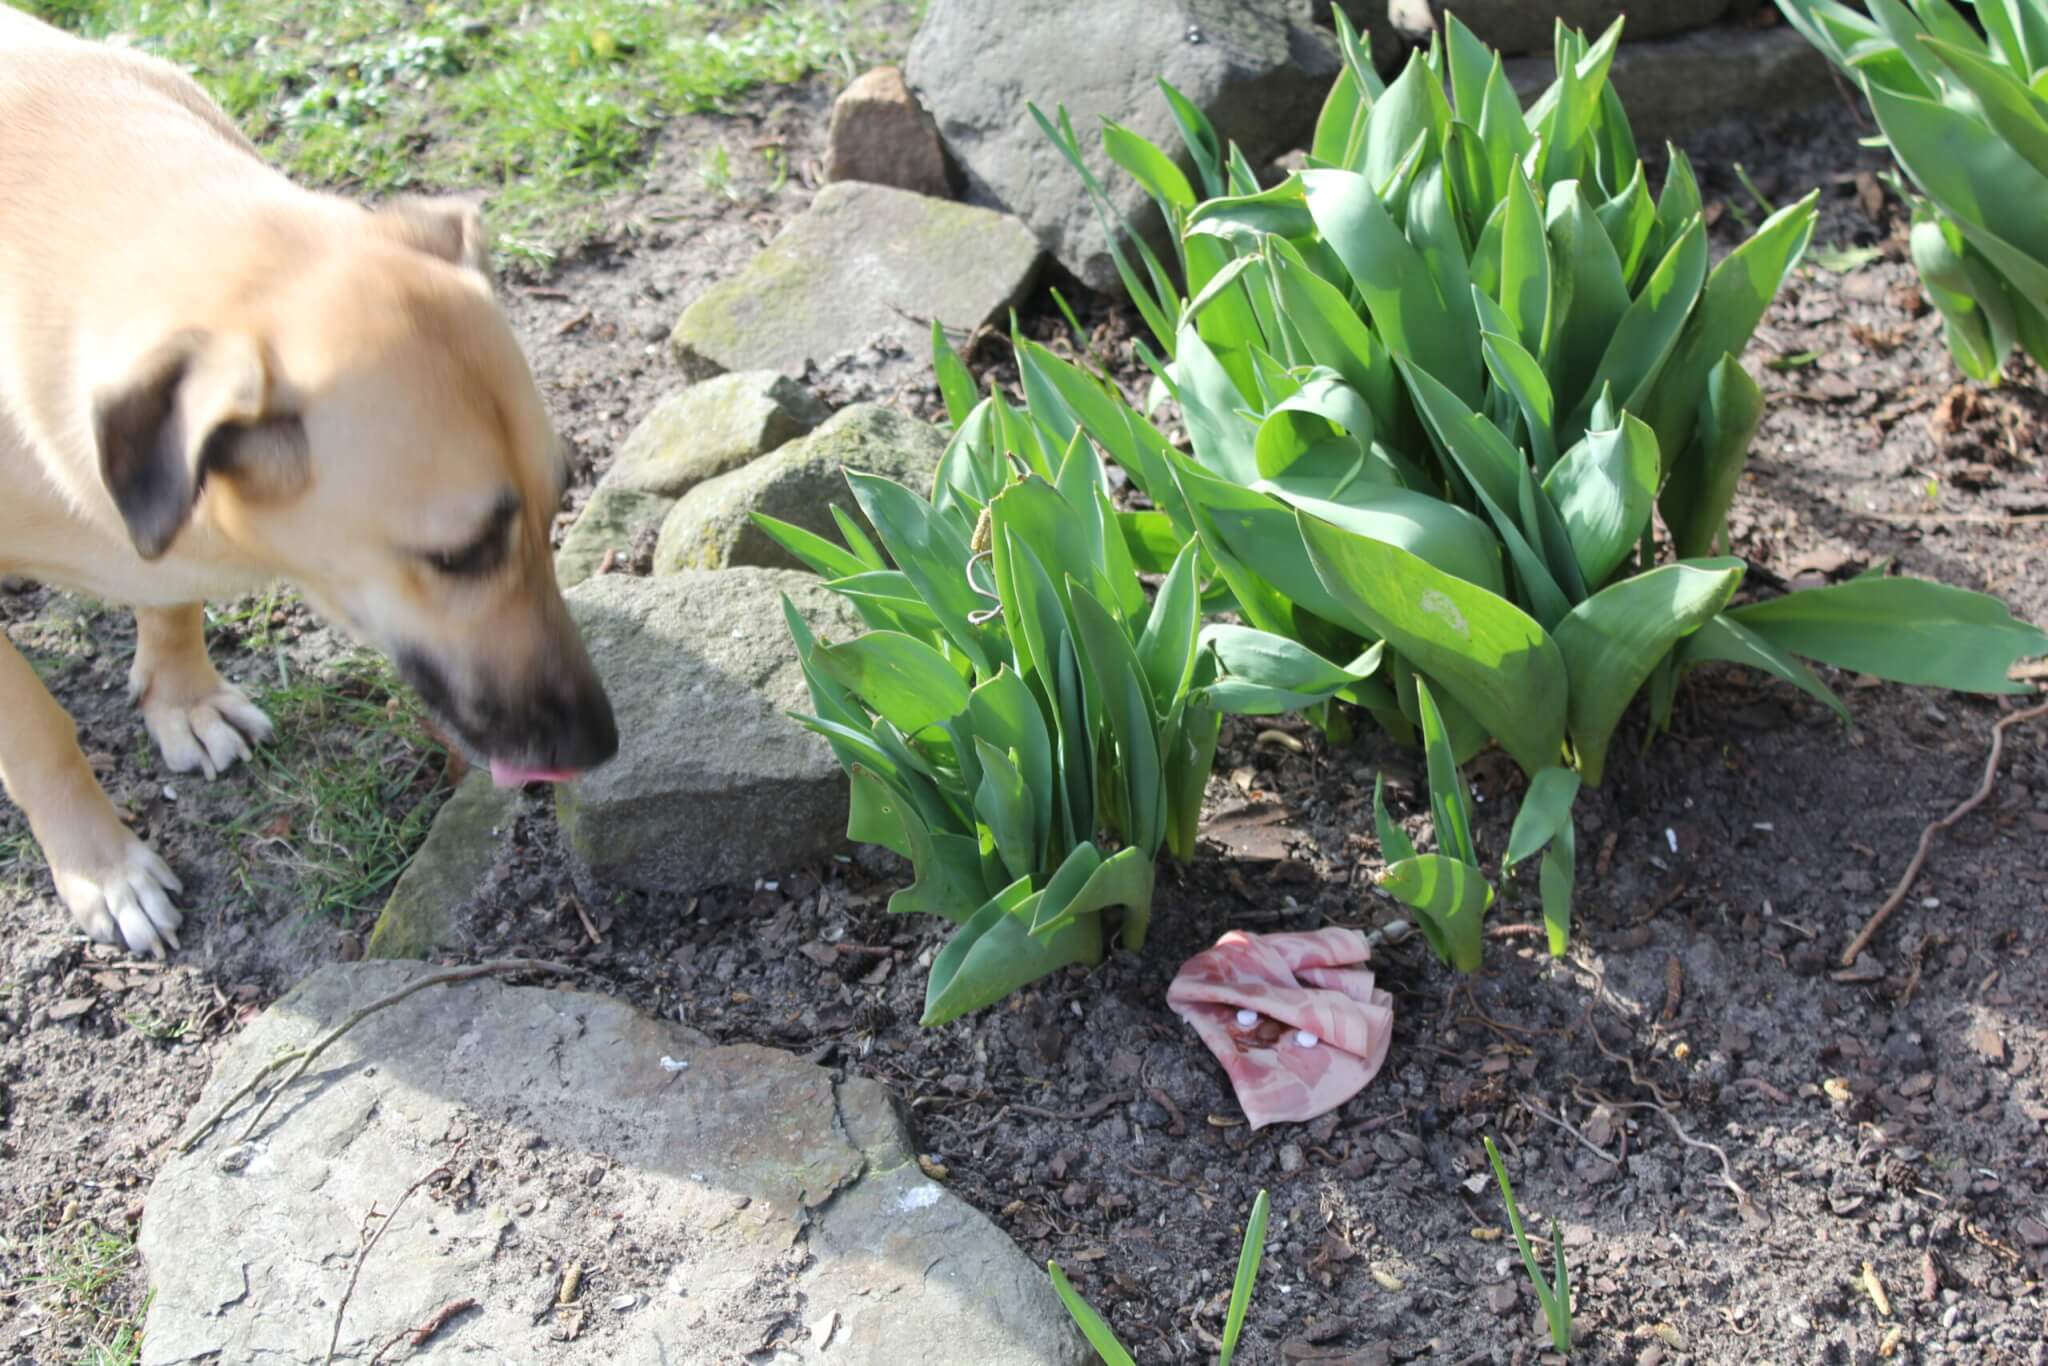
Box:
549, 676, 617, 771
397, 645, 616, 775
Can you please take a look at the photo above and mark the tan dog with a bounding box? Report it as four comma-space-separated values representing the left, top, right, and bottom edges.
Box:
0, 7, 617, 958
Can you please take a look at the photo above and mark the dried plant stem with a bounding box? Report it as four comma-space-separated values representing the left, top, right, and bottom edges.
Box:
325, 1160, 453, 1365
1842, 698, 2048, 967
177, 959, 575, 1154
1520, 1097, 1620, 1167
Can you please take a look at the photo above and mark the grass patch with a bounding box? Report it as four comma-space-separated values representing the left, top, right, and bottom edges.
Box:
27, 1221, 148, 1366
29, 0, 900, 263
226, 648, 450, 924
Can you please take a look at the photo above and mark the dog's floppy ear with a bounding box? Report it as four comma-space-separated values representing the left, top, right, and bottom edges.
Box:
374, 194, 491, 279
93, 331, 307, 561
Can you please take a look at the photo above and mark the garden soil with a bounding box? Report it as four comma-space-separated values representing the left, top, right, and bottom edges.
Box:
4, 75, 2046, 1366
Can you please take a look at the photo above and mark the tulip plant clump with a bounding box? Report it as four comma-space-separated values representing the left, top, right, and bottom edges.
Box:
1778, 0, 2048, 383
756, 375, 1366, 1025
1021, 12, 2047, 967
769, 12, 2048, 1026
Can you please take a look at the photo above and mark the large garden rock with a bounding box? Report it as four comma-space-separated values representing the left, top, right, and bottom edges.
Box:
906, 0, 1338, 292
555, 569, 866, 894
668, 181, 1041, 382
607, 372, 829, 498
1395, 2, 1730, 56
1506, 22, 1831, 149
554, 485, 672, 589
654, 402, 945, 574
139, 962, 1086, 1365
827, 65, 954, 198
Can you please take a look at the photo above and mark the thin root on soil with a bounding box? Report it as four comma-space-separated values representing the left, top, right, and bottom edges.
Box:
1841, 696, 2048, 967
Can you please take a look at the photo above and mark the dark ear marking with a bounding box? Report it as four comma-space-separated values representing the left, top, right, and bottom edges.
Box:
93, 332, 204, 562
375, 194, 492, 280
92, 332, 303, 561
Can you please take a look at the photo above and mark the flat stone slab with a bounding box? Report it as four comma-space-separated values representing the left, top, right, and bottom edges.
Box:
654, 402, 946, 575
669, 180, 1042, 382
556, 569, 867, 894
140, 962, 1085, 1364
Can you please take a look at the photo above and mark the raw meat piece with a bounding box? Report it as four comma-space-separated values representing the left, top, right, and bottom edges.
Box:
1167, 927, 1394, 1129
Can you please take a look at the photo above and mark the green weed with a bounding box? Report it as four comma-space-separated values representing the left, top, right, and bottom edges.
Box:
28, 1220, 149, 1366
227, 651, 448, 924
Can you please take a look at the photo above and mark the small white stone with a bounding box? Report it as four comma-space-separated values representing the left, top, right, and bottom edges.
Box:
1235, 1009, 1259, 1028
660, 1056, 689, 1073
1665, 827, 1679, 854
1295, 1031, 1319, 1048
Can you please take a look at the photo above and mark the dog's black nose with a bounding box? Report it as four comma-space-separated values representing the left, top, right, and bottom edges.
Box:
550, 682, 618, 771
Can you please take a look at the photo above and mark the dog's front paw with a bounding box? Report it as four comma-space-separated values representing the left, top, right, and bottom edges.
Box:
47, 826, 186, 960
135, 677, 275, 779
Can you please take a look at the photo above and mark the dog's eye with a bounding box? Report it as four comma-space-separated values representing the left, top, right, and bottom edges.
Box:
424, 532, 503, 578
422, 491, 519, 578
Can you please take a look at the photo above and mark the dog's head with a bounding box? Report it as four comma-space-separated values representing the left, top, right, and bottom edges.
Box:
89, 195, 617, 784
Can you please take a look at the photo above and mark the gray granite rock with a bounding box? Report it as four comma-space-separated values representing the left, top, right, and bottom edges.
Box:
669, 181, 1041, 382
139, 962, 1085, 1364
907, 0, 1338, 292
555, 485, 673, 589
554, 569, 866, 893
653, 403, 945, 574
1396, 1, 1729, 56
607, 371, 829, 499
1506, 21, 1832, 151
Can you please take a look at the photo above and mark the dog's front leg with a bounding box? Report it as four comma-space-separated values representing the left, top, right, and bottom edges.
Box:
129, 604, 274, 778
0, 633, 184, 956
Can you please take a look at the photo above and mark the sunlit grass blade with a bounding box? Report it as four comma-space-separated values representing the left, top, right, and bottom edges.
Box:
1047, 1261, 1138, 1366
1218, 1188, 1271, 1366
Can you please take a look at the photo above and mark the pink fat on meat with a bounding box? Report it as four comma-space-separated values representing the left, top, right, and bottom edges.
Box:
1167, 926, 1394, 1129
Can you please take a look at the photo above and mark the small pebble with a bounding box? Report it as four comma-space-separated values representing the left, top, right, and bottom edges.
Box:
1235, 1009, 1259, 1028
1665, 827, 1678, 854
1295, 1031, 1319, 1048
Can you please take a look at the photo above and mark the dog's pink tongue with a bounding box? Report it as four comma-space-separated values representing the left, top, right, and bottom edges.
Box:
489, 760, 579, 787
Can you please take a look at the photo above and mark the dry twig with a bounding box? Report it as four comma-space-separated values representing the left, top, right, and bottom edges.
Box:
327, 1159, 455, 1365
1519, 1096, 1620, 1167
1842, 698, 2048, 966
177, 959, 576, 1153
367, 1297, 479, 1364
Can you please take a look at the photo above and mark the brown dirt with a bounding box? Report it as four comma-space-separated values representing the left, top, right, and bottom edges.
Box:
5, 66, 2047, 1366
